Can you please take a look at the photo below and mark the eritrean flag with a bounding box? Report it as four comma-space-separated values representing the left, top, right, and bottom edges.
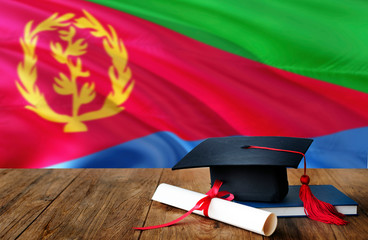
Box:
1, 0, 368, 168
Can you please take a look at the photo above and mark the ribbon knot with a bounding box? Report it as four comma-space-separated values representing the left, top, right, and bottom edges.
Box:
198, 179, 234, 217
134, 180, 234, 230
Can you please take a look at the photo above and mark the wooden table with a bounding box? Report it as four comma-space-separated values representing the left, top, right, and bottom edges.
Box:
1, 168, 367, 239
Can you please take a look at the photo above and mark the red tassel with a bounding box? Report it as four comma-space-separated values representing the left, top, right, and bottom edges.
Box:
299, 175, 348, 225
247, 145, 349, 225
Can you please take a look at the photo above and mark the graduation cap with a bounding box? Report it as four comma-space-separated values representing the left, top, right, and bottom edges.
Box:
173, 136, 312, 202
173, 136, 348, 225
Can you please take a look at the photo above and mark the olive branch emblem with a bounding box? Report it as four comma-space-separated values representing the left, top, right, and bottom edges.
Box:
16, 10, 134, 132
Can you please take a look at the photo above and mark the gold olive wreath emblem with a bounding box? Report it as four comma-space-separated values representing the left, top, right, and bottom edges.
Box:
16, 10, 134, 132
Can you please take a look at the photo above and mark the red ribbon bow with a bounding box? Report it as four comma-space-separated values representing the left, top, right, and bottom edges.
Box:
134, 180, 234, 230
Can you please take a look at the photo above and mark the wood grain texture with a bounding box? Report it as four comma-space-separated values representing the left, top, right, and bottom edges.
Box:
141, 168, 368, 240
17, 169, 163, 240
140, 168, 263, 240
325, 169, 368, 239
273, 169, 368, 240
0, 169, 82, 240
1, 168, 367, 239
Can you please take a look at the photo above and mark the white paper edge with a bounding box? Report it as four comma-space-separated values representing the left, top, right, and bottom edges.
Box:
152, 183, 277, 236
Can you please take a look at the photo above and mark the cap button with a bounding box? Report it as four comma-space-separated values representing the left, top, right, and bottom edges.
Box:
300, 175, 310, 185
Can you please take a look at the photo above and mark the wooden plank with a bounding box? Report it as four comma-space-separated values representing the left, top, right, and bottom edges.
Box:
272, 169, 334, 240
0, 169, 82, 240
5, 168, 366, 239
18, 168, 163, 240
140, 168, 263, 240
141, 168, 368, 240
273, 169, 368, 240
325, 169, 368, 239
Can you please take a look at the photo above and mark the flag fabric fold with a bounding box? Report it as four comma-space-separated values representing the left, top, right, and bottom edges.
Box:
0, 0, 367, 168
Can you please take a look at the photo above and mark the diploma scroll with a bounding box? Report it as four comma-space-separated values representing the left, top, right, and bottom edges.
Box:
152, 183, 277, 236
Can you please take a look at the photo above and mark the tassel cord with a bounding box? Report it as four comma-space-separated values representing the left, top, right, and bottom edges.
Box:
247, 145, 348, 225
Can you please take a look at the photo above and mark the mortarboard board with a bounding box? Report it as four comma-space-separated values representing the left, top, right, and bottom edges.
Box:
172, 136, 313, 202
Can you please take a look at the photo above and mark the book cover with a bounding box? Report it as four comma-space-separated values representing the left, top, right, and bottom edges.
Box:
235, 185, 358, 217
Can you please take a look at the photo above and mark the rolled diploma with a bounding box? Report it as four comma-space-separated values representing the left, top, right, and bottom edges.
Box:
152, 183, 277, 236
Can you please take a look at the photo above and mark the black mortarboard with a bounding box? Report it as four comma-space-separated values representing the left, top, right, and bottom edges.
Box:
172, 136, 313, 202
